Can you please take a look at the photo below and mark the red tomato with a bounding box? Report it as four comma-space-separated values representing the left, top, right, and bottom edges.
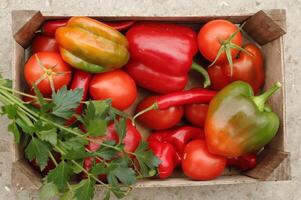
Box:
89, 70, 137, 110
197, 20, 242, 64
208, 44, 264, 93
184, 104, 208, 128
31, 34, 59, 53
182, 140, 226, 180
136, 96, 183, 130
24, 52, 72, 96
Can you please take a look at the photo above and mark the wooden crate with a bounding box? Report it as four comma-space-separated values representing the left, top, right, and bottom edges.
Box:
10, 9, 290, 190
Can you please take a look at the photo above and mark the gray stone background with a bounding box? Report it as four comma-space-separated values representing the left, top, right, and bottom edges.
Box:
0, 0, 301, 199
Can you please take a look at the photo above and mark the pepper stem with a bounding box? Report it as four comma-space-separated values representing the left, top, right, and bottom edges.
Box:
132, 102, 159, 126
191, 62, 211, 88
252, 82, 281, 112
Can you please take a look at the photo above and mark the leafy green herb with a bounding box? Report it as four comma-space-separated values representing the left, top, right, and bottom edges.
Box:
47, 160, 73, 191
25, 137, 50, 170
74, 179, 95, 200
39, 182, 59, 200
114, 118, 126, 144
8, 122, 20, 143
51, 86, 83, 119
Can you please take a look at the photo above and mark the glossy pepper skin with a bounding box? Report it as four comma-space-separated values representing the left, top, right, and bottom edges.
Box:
149, 126, 205, 164
205, 81, 281, 157
55, 17, 129, 73
148, 140, 178, 179
227, 153, 257, 171
125, 22, 210, 94
65, 70, 92, 125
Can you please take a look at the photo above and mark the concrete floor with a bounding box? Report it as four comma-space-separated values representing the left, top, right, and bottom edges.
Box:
1, 0, 301, 199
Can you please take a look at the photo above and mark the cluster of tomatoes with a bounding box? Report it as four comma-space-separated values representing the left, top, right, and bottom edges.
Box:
25, 18, 260, 181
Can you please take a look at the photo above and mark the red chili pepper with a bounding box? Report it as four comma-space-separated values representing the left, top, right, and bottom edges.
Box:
103, 21, 136, 31
227, 153, 257, 171
41, 19, 69, 37
149, 126, 204, 165
65, 70, 92, 125
125, 22, 210, 94
148, 140, 178, 179
133, 88, 216, 121
41, 19, 135, 37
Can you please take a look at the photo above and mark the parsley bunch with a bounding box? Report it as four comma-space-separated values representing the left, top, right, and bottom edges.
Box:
0, 75, 160, 200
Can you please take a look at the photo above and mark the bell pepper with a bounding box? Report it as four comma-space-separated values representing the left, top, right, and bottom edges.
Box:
125, 22, 210, 94
55, 17, 129, 73
227, 153, 257, 171
149, 126, 205, 165
205, 81, 281, 157
147, 139, 178, 179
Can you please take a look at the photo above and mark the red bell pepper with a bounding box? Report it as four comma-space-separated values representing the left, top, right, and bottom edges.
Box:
65, 70, 92, 126
148, 140, 178, 179
104, 20, 136, 31
125, 22, 210, 94
227, 153, 257, 171
133, 88, 216, 121
149, 126, 204, 164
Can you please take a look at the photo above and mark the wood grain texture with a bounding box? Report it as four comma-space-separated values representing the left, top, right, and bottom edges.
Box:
12, 10, 45, 48
244, 148, 290, 181
243, 10, 286, 45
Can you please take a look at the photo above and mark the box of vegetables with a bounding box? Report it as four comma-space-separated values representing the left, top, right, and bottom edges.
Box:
2, 9, 289, 199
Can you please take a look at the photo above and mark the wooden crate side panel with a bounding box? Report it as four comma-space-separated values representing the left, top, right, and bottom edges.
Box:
12, 10, 45, 48
244, 149, 290, 180
261, 37, 286, 151
243, 10, 286, 45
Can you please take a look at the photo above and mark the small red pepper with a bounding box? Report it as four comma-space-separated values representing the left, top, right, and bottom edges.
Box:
65, 70, 92, 125
41, 19, 69, 37
133, 88, 216, 121
149, 126, 204, 165
41, 19, 135, 37
125, 22, 210, 94
227, 153, 257, 171
148, 140, 178, 179
184, 104, 209, 128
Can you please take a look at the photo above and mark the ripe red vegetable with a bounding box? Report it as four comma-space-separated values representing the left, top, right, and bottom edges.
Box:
24, 52, 72, 96
149, 126, 205, 164
41, 19, 68, 37
184, 104, 208, 128
182, 140, 226, 180
198, 20, 243, 74
135, 95, 183, 130
133, 89, 216, 122
31, 34, 59, 53
65, 70, 92, 125
104, 21, 136, 31
208, 44, 264, 93
125, 22, 210, 94
148, 140, 178, 179
227, 153, 257, 171
89, 70, 137, 110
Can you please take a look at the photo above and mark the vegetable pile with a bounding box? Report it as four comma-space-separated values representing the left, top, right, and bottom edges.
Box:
0, 17, 282, 200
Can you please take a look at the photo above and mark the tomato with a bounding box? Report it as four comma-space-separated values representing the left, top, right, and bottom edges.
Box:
136, 95, 183, 130
182, 140, 226, 180
184, 104, 208, 128
24, 52, 72, 96
197, 20, 242, 64
89, 70, 137, 110
31, 34, 59, 53
208, 44, 264, 93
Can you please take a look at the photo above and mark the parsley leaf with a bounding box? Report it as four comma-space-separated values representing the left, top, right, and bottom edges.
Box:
51, 86, 83, 119
107, 166, 136, 186
114, 118, 126, 144
8, 122, 20, 143
39, 182, 59, 200
74, 179, 95, 200
47, 160, 73, 191
2, 104, 17, 119
25, 137, 50, 170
